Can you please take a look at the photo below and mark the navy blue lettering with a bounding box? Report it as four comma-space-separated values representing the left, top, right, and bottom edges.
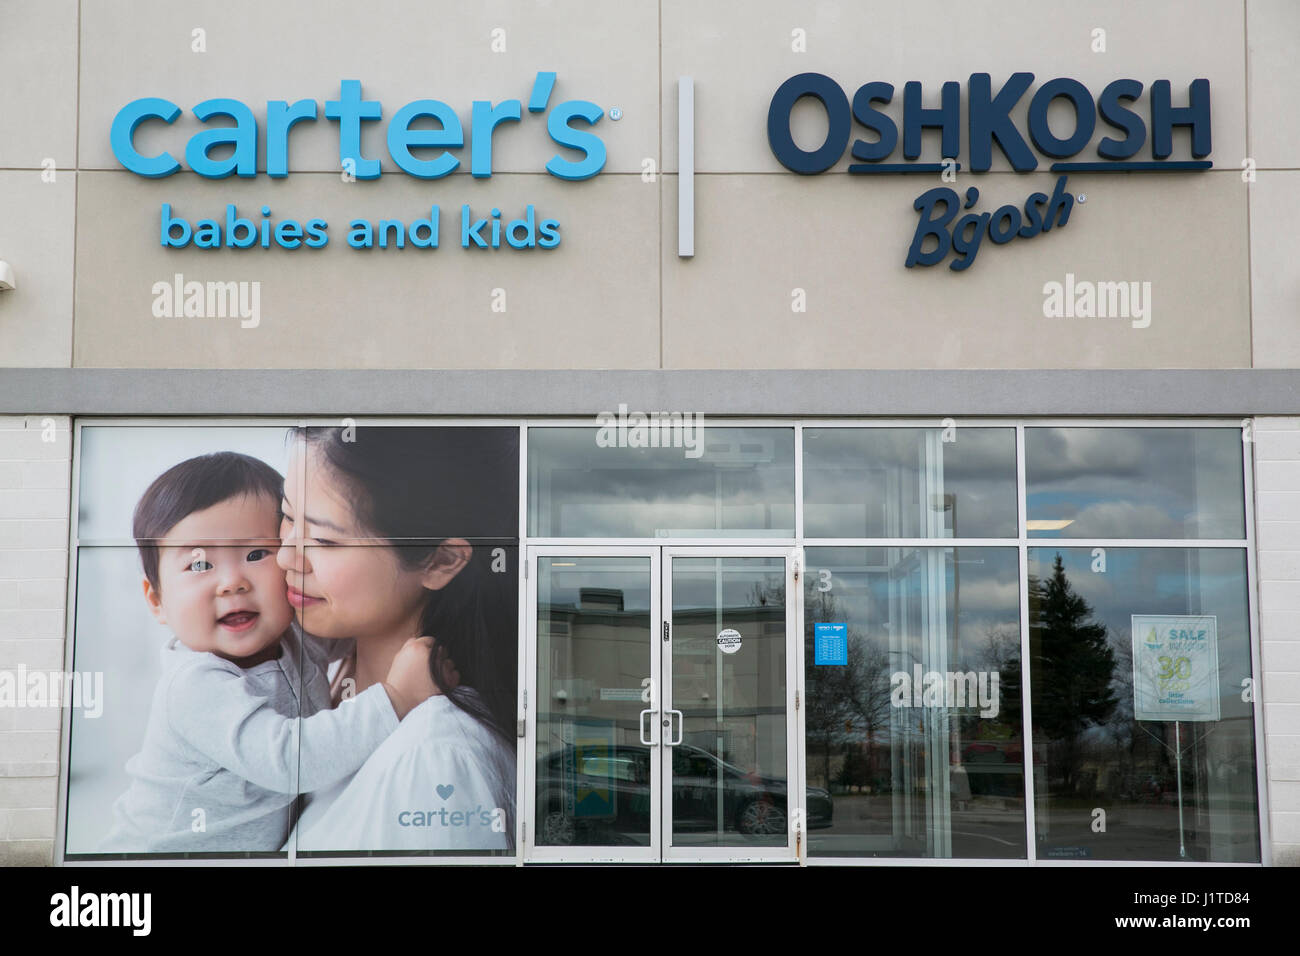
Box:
950, 212, 990, 271
1150, 78, 1211, 159
1097, 79, 1145, 159
1027, 78, 1096, 159
1041, 175, 1074, 232
967, 72, 1037, 171
767, 73, 851, 174
988, 204, 1022, 244
906, 187, 958, 267
850, 82, 896, 162
1018, 192, 1047, 237
903, 80, 960, 160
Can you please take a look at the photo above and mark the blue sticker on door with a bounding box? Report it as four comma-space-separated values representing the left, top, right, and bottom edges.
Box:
814, 622, 848, 665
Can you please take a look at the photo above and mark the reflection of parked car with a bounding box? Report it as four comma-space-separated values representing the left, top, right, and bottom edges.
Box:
536, 743, 833, 846
959, 741, 1025, 798
961, 741, 1023, 764
1135, 774, 1179, 805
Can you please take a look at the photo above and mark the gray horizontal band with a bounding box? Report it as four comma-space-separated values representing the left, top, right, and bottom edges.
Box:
0, 368, 1297, 416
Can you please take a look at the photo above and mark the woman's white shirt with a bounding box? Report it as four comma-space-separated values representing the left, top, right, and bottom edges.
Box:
293, 691, 516, 852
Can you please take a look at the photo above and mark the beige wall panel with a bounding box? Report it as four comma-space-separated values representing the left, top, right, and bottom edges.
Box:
663, 170, 1248, 369
0, 172, 75, 367
663, 0, 1246, 175
1249, 171, 1300, 368
1247, 0, 1300, 170
0, 0, 78, 170
73, 171, 659, 368
79, 0, 656, 175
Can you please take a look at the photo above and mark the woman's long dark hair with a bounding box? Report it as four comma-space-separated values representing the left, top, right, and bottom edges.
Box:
294, 425, 519, 749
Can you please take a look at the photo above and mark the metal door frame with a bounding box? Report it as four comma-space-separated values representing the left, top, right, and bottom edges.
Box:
523, 545, 661, 862
523, 544, 804, 863
659, 546, 801, 863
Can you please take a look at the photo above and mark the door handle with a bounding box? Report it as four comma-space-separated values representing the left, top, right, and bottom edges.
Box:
667, 709, 684, 746
639, 708, 657, 746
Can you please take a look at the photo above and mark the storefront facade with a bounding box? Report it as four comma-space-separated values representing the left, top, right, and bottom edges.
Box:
0, 0, 1296, 866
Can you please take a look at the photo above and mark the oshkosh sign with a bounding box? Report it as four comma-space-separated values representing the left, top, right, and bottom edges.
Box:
767, 72, 1211, 271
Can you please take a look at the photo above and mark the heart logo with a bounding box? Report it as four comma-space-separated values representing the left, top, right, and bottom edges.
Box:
436, 784, 455, 801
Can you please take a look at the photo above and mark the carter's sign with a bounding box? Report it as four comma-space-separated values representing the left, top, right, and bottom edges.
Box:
767, 72, 1212, 271
110, 74, 607, 254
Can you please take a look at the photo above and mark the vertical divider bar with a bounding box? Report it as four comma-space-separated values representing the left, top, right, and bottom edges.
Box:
678, 77, 695, 258
656, 551, 667, 858
1243, 420, 1272, 865
516, 422, 528, 865
1017, 423, 1038, 862
791, 550, 806, 863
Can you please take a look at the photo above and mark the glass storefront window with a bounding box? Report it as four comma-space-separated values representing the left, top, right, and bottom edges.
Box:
803, 546, 1025, 858
803, 427, 1017, 539
63, 420, 1264, 865
1025, 427, 1246, 539
1026, 548, 1258, 862
669, 556, 789, 848
535, 556, 654, 848
528, 427, 794, 538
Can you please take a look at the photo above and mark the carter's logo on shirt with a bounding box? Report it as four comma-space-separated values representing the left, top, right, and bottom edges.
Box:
397, 804, 507, 831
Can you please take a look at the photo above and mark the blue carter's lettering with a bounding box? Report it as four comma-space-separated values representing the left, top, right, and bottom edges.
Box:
110, 73, 608, 181
545, 100, 607, 180
186, 98, 258, 178
110, 98, 183, 178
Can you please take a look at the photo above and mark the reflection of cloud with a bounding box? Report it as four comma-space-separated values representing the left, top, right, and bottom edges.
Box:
802, 428, 1018, 536
1057, 502, 1184, 538
1025, 428, 1245, 538
1029, 549, 1250, 654
954, 575, 1021, 612
1026, 428, 1150, 479
534, 428, 796, 536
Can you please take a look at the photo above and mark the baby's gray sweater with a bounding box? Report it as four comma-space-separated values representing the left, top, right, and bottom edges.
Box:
100, 628, 396, 853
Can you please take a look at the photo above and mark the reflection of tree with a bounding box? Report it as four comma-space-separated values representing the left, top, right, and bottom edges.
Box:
745, 576, 785, 609
973, 623, 1020, 674
804, 583, 891, 790
1025, 554, 1118, 795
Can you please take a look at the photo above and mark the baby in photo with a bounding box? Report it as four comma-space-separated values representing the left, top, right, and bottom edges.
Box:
100, 451, 435, 853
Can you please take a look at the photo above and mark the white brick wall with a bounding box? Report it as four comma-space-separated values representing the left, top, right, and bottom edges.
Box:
1256, 416, 1300, 866
0, 415, 70, 866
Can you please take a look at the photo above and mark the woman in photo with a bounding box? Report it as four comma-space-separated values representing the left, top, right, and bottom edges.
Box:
277, 424, 519, 852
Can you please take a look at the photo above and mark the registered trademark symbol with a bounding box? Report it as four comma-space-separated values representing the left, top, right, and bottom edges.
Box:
1077, 193, 1087, 203
610, 107, 623, 120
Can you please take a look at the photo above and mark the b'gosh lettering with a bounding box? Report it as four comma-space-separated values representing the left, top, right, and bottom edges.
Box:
767, 72, 1211, 271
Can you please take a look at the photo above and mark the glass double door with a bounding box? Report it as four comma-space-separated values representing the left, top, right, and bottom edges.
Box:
525, 547, 800, 862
